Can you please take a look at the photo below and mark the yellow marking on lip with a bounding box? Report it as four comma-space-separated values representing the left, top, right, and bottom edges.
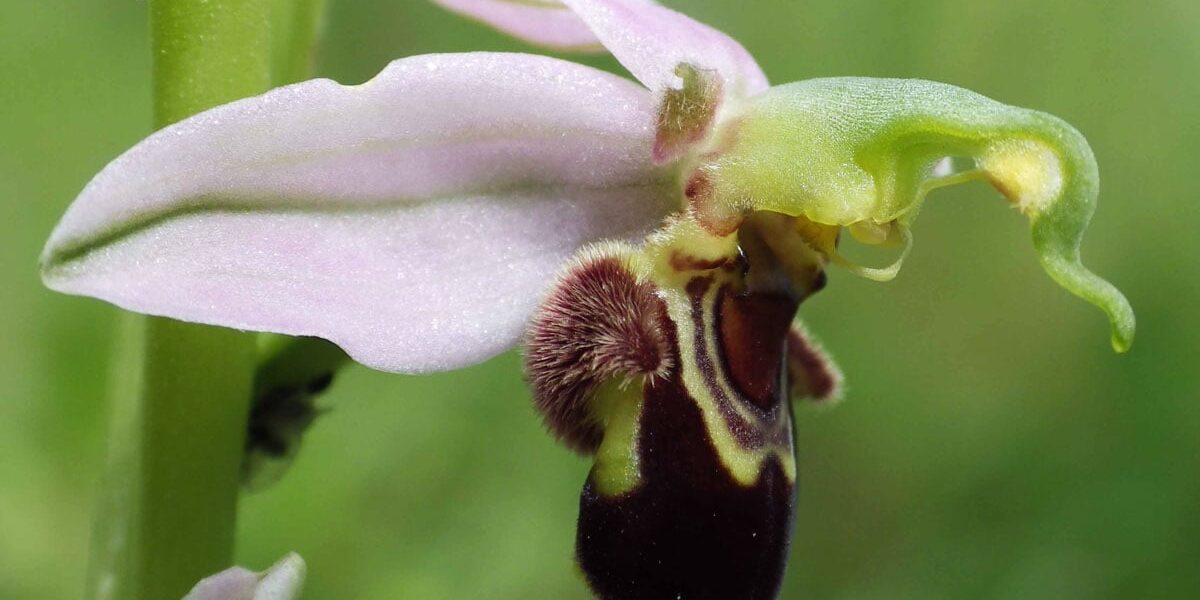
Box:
643, 214, 797, 486
657, 278, 796, 487
590, 378, 647, 497
698, 277, 788, 431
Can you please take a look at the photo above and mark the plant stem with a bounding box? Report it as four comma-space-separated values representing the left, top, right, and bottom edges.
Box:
152, 0, 272, 127
84, 2, 270, 599
270, 0, 328, 85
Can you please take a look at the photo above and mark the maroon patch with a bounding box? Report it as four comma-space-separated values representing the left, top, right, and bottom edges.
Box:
717, 288, 800, 411
567, 273, 816, 599
669, 249, 734, 273
685, 169, 711, 202
577, 319, 795, 600
685, 279, 791, 450
787, 328, 839, 401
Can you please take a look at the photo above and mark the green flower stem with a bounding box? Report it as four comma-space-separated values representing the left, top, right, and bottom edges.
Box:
270, 0, 328, 86
151, 0, 271, 128
85, 2, 270, 599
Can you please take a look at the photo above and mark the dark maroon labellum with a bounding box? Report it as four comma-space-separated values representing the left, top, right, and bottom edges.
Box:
526, 244, 831, 599
576, 371, 796, 600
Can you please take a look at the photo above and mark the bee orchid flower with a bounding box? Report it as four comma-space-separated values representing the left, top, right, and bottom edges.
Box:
41, 0, 1134, 598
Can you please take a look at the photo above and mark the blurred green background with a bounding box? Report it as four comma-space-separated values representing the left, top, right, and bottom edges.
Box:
2, 0, 1198, 598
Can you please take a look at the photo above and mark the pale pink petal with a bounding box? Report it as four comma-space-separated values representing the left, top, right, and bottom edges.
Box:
254, 553, 306, 600
433, 0, 603, 51
560, 0, 768, 97
42, 53, 672, 374
183, 567, 257, 600
183, 553, 306, 600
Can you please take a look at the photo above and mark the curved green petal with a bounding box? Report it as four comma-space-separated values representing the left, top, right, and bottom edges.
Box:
692, 77, 1134, 351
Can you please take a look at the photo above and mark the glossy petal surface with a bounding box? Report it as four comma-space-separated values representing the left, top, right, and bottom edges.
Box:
561, 0, 769, 96
432, 0, 603, 51
42, 53, 673, 373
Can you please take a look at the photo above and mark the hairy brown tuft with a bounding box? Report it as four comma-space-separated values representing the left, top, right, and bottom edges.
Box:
524, 253, 673, 454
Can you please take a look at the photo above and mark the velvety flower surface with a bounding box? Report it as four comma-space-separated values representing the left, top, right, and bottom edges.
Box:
42, 1, 1134, 598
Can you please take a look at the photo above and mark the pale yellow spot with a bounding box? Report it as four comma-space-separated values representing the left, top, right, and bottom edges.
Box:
979, 139, 1064, 215
848, 220, 892, 246
660, 280, 797, 486
590, 379, 645, 497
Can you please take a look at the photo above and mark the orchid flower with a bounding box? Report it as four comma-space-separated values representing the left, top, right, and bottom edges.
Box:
41, 0, 1134, 598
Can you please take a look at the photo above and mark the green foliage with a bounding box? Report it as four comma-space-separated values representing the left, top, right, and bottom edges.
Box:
270, 0, 327, 86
